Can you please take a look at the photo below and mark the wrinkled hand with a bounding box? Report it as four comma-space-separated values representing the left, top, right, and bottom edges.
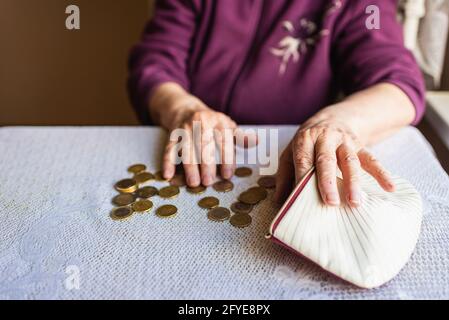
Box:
274, 116, 395, 207
162, 95, 238, 186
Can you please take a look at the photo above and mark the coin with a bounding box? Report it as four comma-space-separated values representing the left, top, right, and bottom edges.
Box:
156, 205, 177, 218
132, 200, 153, 213
112, 194, 135, 206
230, 213, 252, 228
235, 167, 253, 177
154, 171, 168, 181
159, 186, 180, 199
230, 202, 253, 214
136, 186, 158, 198
115, 178, 138, 193
207, 207, 231, 222
213, 180, 234, 192
238, 191, 260, 205
128, 164, 146, 175
186, 185, 207, 195
110, 206, 133, 221
248, 186, 268, 200
134, 172, 154, 184
258, 176, 276, 189
170, 174, 186, 187
198, 196, 219, 209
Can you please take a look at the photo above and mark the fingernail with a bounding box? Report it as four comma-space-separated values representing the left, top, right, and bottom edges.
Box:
187, 175, 199, 187
348, 193, 361, 206
202, 174, 213, 186
326, 192, 340, 206
223, 168, 233, 179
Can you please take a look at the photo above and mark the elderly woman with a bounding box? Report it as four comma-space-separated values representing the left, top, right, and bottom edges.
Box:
128, 0, 425, 207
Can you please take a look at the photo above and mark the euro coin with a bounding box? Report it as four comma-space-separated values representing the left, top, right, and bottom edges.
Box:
198, 196, 219, 209
213, 180, 234, 192
159, 186, 180, 199
115, 178, 138, 193
207, 207, 231, 222
238, 191, 260, 205
170, 174, 186, 187
235, 167, 252, 177
230, 202, 253, 214
248, 186, 268, 200
258, 176, 276, 189
112, 194, 135, 206
154, 171, 168, 181
230, 213, 252, 228
136, 186, 158, 198
186, 185, 206, 195
134, 172, 154, 184
128, 164, 146, 175
132, 200, 153, 213
156, 205, 177, 218
110, 206, 133, 221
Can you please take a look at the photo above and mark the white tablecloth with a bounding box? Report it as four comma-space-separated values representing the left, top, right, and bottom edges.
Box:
0, 126, 448, 300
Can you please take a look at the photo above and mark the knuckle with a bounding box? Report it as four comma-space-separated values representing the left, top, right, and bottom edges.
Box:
316, 153, 336, 165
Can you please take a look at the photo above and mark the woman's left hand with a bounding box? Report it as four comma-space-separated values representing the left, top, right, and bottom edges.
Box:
274, 110, 396, 207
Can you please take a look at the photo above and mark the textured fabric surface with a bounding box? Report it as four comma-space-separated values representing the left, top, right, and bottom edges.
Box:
0, 126, 448, 300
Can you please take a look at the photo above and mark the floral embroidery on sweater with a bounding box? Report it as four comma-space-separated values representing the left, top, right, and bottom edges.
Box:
271, 0, 342, 75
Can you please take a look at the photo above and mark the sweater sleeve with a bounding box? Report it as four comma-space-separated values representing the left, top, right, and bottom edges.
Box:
332, 0, 426, 125
128, 0, 199, 124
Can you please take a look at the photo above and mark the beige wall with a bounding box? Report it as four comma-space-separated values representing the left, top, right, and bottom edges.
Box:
0, 0, 151, 125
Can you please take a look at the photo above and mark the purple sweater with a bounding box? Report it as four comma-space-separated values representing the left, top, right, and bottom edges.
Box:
128, 0, 425, 125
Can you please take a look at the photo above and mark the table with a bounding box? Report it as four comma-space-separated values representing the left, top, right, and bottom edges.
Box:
0, 126, 448, 300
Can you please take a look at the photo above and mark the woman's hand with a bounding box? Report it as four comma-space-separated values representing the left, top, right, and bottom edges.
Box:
164, 100, 238, 186
149, 83, 238, 186
274, 107, 396, 207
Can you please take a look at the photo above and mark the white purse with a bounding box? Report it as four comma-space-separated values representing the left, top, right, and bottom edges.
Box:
267, 168, 423, 289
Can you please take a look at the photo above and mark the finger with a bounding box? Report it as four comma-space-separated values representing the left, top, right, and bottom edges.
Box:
181, 126, 201, 187
274, 142, 295, 203
200, 125, 216, 186
337, 144, 362, 207
216, 125, 235, 180
292, 129, 315, 184
315, 134, 339, 206
235, 128, 258, 149
162, 138, 177, 180
358, 149, 395, 192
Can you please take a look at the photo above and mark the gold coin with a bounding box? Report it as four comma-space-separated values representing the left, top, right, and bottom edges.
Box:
238, 191, 260, 205
128, 164, 146, 175
115, 178, 138, 193
198, 196, 219, 209
212, 180, 234, 192
136, 186, 158, 198
207, 207, 231, 222
154, 171, 168, 181
110, 206, 133, 221
156, 204, 177, 218
170, 174, 186, 187
186, 185, 207, 195
248, 186, 268, 200
159, 186, 180, 199
132, 199, 153, 213
134, 172, 154, 184
230, 213, 252, 228
230, 202, 253, 214
112, 194, 135, 206
258, 176, 276, 189
235, 167, 253, 177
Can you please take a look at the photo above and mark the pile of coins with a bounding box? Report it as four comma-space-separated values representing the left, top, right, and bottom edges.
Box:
110, 164, 276, 229
110, 163, 179, 221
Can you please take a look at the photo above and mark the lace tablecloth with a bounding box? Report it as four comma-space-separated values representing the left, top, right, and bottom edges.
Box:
0, 126, 448, 300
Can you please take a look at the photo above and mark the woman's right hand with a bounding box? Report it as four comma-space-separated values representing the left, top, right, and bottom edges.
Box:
150, 83, 238, 187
